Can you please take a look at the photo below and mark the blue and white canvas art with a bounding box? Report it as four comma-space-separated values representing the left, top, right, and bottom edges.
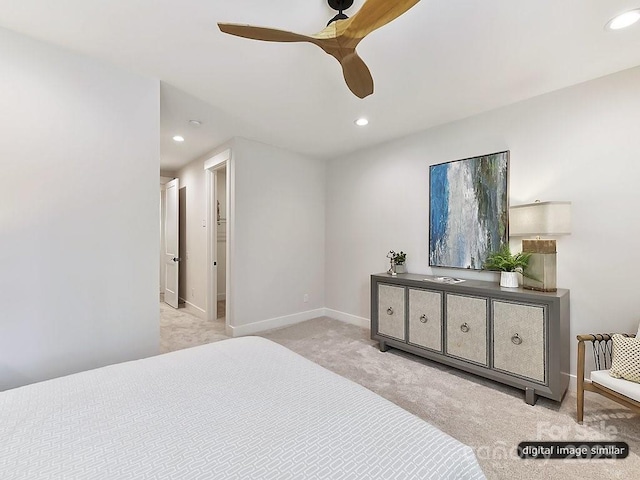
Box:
429, 151, 509, 270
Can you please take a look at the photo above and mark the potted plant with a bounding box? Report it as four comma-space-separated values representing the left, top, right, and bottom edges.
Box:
483, 244, 531, 288
389, 250, 407, 274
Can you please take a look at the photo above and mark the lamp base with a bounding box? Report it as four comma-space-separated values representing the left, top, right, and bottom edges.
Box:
522, 239, 557, 292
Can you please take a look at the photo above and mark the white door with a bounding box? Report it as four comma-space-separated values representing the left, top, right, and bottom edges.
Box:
164, 178, 180, 308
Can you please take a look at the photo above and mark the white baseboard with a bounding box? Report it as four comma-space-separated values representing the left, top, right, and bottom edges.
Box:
324, 308, 370, 329
226, 307, 370, 337
180, 299, 206, 320
228, 308, 326, 337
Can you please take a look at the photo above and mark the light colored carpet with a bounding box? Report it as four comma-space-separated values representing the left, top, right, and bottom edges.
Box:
160, 306, 640, 479
160, 301, 229, 353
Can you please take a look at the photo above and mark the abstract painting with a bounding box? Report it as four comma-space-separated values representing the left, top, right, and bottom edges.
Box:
429, 151, 509, 270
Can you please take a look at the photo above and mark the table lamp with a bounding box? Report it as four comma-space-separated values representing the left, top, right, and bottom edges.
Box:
509, 201, 571, 292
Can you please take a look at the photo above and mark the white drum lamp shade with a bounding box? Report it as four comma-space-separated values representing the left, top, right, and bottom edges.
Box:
509, 201, 572, 237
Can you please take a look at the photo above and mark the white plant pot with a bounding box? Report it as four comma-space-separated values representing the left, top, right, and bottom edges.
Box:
500, 272, 519, 288
395, 264, 406, 274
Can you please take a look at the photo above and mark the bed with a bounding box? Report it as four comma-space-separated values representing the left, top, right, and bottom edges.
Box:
1, 337, 485, 479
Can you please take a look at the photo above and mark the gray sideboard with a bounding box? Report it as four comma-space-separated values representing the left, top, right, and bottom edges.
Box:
370, 273, 570, 405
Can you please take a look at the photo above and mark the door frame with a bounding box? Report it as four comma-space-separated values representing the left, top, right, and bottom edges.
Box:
205, 149, 232, 329
163, 178, 180, 308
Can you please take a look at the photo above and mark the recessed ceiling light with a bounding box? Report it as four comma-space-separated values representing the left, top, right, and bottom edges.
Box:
173, 135, 185, 142
188, 120, 202, 127
606, 9, 640, 30
354, 118, 369, 127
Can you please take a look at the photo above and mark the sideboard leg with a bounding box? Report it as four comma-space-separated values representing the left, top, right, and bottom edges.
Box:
525, 387, 537, 406
379, 341, 389, 352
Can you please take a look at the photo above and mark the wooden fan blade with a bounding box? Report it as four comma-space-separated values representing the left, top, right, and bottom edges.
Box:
340, 52, 374, 99
218, 23, 313, 43
343, 0, 420, 39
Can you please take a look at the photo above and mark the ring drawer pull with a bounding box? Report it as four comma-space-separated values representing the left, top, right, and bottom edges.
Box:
386, 307, 394, 315
511, 333, 523, 345
420, 314, 428, 323
460, 323, 470, 333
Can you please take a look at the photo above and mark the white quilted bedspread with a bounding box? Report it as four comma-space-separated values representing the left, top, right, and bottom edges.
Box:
1, 337, 485, 479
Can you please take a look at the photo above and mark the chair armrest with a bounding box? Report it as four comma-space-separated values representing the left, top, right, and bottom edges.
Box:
576, 333, 636, 378
578, 333, 609, 342
577, 333, 635, 342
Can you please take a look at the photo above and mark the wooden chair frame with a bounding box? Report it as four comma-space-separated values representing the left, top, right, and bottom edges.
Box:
576, 333, 640, 423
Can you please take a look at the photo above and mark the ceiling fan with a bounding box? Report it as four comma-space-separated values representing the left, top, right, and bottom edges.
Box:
218, 0, 420, 99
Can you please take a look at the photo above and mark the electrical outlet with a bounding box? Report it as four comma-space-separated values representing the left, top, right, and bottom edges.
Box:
191, 288, 195, 299
303, 294, 309, 303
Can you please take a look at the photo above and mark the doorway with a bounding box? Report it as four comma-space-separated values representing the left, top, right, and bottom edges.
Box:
178, 185, 187, 307
205, 149, 231, 328
215, 167, 227, 320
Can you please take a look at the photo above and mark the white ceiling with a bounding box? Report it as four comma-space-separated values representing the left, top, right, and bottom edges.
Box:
2, 0, 640, 170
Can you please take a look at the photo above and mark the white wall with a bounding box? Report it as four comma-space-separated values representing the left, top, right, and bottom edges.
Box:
176, 150, 214, 315
232, 138, 326, 331
176, 138, 326, 332
0, 27, 160, 390
325, 65, 640, 376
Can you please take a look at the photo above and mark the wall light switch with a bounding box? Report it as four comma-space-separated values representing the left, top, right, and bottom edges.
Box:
303, 294, 309, 303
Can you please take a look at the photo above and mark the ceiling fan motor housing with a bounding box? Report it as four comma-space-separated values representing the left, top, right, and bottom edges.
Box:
327, 0, 353, 25
328, 0, 354, 12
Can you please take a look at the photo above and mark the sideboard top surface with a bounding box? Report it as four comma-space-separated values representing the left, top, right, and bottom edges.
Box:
372, 273, 569, 301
